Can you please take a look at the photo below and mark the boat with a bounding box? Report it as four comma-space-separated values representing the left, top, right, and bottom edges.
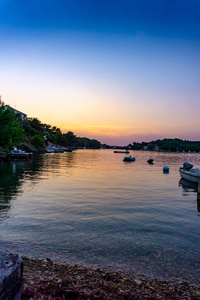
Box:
123, 156, 135, 162
63, 148, 73, 152
54, 147, 64, 153
10, 147, 25, 155
114, 150, 129, 154
7, 147, 33, 159
46, 145, 64, 153
179, 167, 200, 183
46, 146, 56, 153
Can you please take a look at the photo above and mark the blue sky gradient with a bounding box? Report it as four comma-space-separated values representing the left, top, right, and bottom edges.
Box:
1, 0, 200, 145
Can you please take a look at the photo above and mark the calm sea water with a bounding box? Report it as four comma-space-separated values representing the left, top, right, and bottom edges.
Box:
0, 150, 200, 282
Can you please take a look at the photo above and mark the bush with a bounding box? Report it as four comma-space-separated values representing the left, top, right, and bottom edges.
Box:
31, 135, 45, 149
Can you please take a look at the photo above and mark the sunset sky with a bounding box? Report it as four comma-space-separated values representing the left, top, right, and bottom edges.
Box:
1, 0, 200, 145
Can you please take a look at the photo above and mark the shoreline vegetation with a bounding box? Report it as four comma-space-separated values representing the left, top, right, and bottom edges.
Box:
21, 256, 200, 299
0, 101, 101, 151
1, 100, 200, 153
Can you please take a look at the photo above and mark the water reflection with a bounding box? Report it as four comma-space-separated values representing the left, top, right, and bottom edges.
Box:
0, 156, 46, 221
43, 151, 76, 172
0, 160, 25, 221
24, 155, 44, 177
0, 153, 77, 221
179, 178, 200, 214
179, 178, 198, 193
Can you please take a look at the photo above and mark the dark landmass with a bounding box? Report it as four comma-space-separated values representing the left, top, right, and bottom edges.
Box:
1, 101, 200, 152
22, 257, 200, 300
0, 102, 101, 150
130, 138, 200, 153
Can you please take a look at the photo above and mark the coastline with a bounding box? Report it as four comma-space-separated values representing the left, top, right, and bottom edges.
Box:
21, 256, 200, 299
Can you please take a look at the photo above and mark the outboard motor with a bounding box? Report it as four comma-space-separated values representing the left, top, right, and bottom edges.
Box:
183, 162, 193, 170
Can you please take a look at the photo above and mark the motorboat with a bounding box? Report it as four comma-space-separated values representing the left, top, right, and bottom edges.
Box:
63, 148, 73, 152
123, 156, 135, 162
11, 147, 25, 154
8, 147, 33, 159
46, 146, 56, 153
46, 146, 64, 153
179, 167, 200, 183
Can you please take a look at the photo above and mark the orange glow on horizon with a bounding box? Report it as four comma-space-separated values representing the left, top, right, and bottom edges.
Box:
60, 124, 162, 141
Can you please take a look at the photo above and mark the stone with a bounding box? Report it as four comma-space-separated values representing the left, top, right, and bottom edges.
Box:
0, 251, 23, 300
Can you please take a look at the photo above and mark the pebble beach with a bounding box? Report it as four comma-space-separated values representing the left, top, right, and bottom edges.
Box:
22, 256, 200, 299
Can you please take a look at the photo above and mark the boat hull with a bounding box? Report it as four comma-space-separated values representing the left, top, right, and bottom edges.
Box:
123, 157, 135, 162
179, 168, 200, 183
114, 151, 129, 154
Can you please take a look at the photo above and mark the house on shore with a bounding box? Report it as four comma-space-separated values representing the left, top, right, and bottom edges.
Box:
154, 146, 159, 151
4, 105, 27, 121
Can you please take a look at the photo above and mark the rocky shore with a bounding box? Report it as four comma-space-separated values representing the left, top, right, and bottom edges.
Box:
21, 257, 200, 299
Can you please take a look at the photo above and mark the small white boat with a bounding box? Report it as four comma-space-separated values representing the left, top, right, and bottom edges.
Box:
9, 147, 33, 159
179, 168, 200, 183
46, 146, 56, 153
123, 156, 135, 162
11, 147, 25, 154
46, 146, 64, 153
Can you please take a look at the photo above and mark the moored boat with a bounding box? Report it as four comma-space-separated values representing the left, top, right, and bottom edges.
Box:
114, 150, 129, 154
179, 167, 200, 183
123, 156, 135, 162
63, 148, 73, 152
46, 146, 64, 153
10, 147, 25, 155
6, 147, 33, 160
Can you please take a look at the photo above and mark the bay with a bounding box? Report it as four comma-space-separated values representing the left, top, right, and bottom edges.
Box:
0, 149, 200, 282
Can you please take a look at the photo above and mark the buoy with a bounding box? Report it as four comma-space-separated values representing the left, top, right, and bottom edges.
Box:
147, 159, 154, 164
163, 166, 169, 172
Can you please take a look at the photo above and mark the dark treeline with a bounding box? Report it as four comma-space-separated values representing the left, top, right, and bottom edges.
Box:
131, 138, 200, 152
1, 101, 199, 152
0, 101, 101, 149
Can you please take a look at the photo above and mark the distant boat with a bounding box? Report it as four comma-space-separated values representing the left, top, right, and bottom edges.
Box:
123, 156, 135, 162
46, 146, 56, 153
8, 147, 33, 159
46, 146, 64, 153
83, 140, 86, 149
11, 147, 25, 155
114, 150, 129, 154
63, 148, 73, 152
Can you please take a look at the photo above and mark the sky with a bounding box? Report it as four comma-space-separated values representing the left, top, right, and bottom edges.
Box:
0, 0, 200, 146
